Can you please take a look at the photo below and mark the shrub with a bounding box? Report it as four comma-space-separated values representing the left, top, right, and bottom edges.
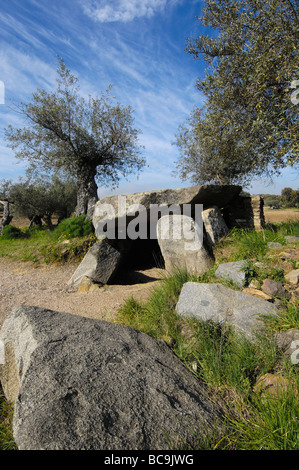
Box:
0, 225, 26, 240
54, 215, 94, 240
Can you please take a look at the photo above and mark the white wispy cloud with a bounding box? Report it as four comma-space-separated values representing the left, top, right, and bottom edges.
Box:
81, 0, 176, 23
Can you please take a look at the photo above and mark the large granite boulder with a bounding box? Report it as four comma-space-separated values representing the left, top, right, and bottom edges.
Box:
0, 306, 223, 450
176, 282, 279, 341
157, 214, 214, 275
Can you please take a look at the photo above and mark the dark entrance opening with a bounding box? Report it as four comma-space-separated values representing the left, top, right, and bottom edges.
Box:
111, 237, 165, 286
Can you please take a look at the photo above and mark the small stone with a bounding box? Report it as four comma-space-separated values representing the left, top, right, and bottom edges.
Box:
253, 373, 295, 397
285, 236, 299, 244
242, 288, 272, 301
249, 279, 260, 289
279, 248, 299, 261
261, 278, 291, 299
285, 269, 299, 286
215, 260, 247, 287
267, 242, 283, 248
275, 329, 299, 364
77, 276, 93, 293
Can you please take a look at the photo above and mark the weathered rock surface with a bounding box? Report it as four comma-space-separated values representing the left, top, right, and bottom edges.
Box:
261, 278, 291, 300
92, 184, 242, 234
176, 282, 279, 340
275, 329, 299, 364
202, 206, 229, 246
215, 261, 247, 287
285, 236, 299, 244
0, 306, 223, 450
285, 269, 299, 286
157, 215, 214, 275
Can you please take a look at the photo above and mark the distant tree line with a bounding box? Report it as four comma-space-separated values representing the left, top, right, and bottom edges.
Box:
262, 187, 299, 209
0, 176, 77, 233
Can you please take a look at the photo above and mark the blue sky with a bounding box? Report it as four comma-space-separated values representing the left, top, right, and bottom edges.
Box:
0, 0, 297, 197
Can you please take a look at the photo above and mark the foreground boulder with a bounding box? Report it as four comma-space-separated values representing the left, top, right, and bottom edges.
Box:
0, 306, 223, 450
176, 283, 279, 340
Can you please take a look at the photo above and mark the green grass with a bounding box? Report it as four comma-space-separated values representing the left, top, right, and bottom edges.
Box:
0, 218, 96, 264
214, 221, 299, 263
0, 220, 298, 450
116, 268, 299, 450
0, 386, 16, 450
116, 221, 299, 450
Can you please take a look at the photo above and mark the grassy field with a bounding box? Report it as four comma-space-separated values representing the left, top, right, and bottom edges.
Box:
0, 215, 298, 450
264, 208, 299, 224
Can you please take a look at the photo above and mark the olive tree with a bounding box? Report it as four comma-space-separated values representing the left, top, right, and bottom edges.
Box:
175, 0, 298, 185
5, 60, 145, 217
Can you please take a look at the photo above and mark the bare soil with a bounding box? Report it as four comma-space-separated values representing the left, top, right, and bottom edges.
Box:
0, 258, 164, 328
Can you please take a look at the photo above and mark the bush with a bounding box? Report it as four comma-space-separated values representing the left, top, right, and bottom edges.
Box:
0, 225, 26, 240
53, 215, 94, 240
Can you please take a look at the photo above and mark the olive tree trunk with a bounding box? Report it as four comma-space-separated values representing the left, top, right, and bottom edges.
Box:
75, 167, 98, 219
0, 200, 13, 234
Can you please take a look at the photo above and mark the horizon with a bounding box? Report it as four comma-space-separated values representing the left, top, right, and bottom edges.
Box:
0, 0, 298, 197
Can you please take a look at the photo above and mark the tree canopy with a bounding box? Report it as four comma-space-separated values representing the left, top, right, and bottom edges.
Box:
5, 59, 146, 216
175, 0, 299, 186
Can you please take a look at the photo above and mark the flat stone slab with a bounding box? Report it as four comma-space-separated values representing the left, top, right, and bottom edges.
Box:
176, 282, 279, 340
215, 261, 247, 287
0, 306, 223, 450
93, 184, 242, 237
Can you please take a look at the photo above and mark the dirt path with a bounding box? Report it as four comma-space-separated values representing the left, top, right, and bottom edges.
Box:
0, 258, 164, 328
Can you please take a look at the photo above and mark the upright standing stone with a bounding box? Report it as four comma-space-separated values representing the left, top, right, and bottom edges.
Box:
202, 206, 229, 245
223, 194, 265, 231
68, 237, 127, 290
157, 214, 214, 275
